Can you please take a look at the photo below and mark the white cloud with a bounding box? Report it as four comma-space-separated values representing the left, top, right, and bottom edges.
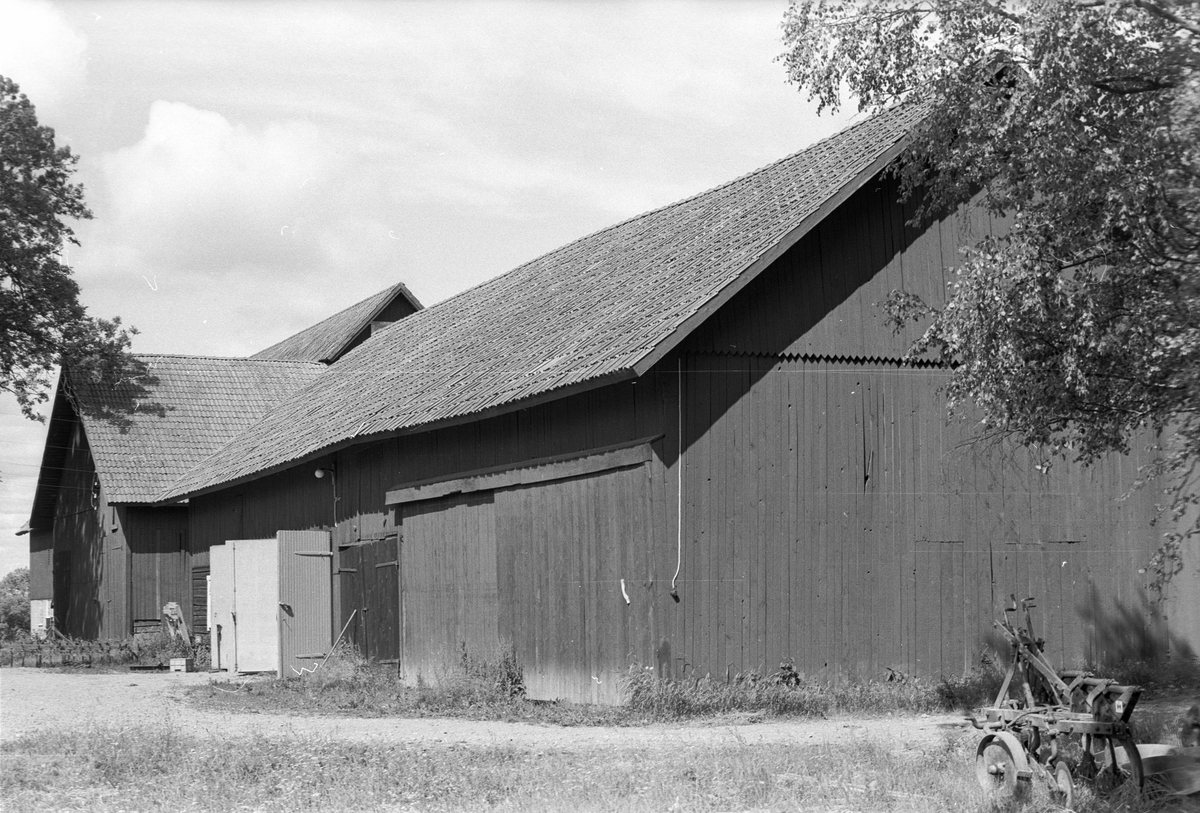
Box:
0, 0, 87, 114
100, 101, 346, 276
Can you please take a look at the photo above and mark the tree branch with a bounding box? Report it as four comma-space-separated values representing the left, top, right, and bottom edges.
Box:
1130, 0, 1200, 37
1092, 75, 1178, 94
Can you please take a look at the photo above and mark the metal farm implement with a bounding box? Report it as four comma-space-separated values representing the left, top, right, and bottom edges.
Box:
970, 597, 1143, 807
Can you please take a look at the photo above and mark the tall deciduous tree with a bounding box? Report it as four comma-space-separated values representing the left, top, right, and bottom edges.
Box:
0, 567, 29, 640
781, 0, 1200, 590
1, 76, 139, 420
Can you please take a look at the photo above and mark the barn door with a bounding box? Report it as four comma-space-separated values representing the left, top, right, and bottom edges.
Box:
278, 530, 333, 677
398, 493, 499, 683
339, 544, 367, 656
231, 538, 278, 673
338, 537, 400, 663
496, 462, 652, 704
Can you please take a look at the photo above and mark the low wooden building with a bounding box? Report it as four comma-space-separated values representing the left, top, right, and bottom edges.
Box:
26, 284, 421, 639
152, 104, 1192, 701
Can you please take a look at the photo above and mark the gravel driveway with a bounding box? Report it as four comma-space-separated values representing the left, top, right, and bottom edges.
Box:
0, 667, 967, 752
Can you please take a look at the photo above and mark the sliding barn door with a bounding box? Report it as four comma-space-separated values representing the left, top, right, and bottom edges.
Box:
398, 493, 499, 682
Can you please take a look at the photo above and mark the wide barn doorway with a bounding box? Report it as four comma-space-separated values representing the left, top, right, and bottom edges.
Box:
391, 443, 655, 704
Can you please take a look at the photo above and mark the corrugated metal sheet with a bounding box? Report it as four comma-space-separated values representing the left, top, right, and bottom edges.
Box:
278, 530, 333, 677
164, 103, 927, 500
253, 282, 422, 363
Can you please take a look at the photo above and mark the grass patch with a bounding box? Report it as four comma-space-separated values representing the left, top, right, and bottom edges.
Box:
195, 649, 1005, 726
4, 721, 1191, 813
197, 645, 633, 726
191, 644, 1198, 733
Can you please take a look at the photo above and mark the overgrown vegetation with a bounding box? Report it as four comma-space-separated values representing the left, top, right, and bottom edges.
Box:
3, 720, 1189, 813
195, 641, 1200, 732
619, 661, 1005, 719
0, 630, 208, 669
197, 647, 1013, 725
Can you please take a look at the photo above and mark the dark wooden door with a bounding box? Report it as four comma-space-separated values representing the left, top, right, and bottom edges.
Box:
339, 537, 400, 663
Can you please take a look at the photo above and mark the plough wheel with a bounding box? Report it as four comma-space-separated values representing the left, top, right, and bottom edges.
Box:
1085, 733, 1144, 791
975, 732, 1031, 801
1050, 761, 1074, 810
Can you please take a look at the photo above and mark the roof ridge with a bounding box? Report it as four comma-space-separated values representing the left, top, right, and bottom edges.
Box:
343, 105, 912, 344
132, 353, 324, 366
164, 102, 927, 499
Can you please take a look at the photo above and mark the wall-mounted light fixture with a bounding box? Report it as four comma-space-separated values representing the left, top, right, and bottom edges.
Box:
314, 465, 339, 528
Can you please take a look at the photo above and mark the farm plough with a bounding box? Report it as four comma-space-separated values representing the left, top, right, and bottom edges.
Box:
970, 596, 1146, 807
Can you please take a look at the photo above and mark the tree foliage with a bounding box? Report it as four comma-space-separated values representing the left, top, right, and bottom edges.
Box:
781, 1, 1200, 589
0, 567, 30, 640
1, 76, 139, 421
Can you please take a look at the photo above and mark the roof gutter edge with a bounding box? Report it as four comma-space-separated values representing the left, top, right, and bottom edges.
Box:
157, 367, 638, 503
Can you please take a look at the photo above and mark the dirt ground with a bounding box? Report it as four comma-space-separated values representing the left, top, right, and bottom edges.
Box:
0, 667, 968, 752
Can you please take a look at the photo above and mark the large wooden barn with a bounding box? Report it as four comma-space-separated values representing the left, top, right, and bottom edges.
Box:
29, 104, 1196, 697
26, 284, 420, 638
150, 103, 1190, 700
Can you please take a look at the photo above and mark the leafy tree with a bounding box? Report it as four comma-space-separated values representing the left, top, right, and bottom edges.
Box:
1, 75, 140, 421
780, 1, 1200, 591
0, 567, 30, 640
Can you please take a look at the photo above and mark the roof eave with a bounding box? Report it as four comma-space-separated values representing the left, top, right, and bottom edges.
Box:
26, 381, 80, 531
159, 366, 637, 502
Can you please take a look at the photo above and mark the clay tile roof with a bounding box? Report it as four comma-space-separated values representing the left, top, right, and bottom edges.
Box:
67, 355, 324, 503
252, 282, 422, 363
165, 104, 922, 499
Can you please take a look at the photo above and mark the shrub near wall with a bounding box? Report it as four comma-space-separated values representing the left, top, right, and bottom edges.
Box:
0, 632, 207, 669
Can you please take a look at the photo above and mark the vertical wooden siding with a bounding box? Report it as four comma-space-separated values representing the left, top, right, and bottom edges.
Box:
668, 354, 1161, 680
497, 462, 654, 704
338, 537, 400, 663
29, 530, 53, 600
50, 419, 107, 638
685, 173, 984, 359
399, 493, 500, 680
127, 507, 188, 624
394, 461, 656, 704
192, 374, 667, 642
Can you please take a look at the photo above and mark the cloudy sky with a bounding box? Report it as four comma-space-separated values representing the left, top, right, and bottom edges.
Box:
0, 0, 858, 578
